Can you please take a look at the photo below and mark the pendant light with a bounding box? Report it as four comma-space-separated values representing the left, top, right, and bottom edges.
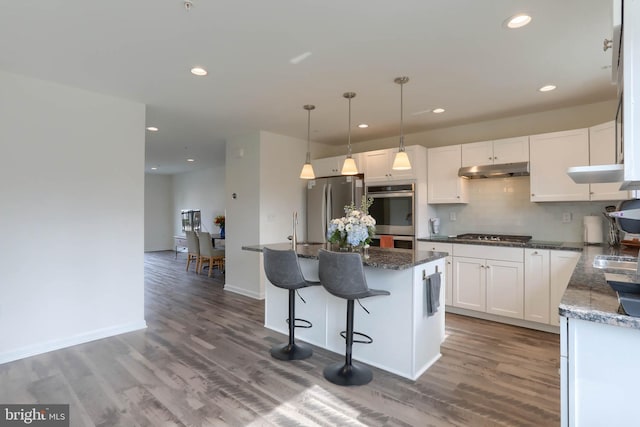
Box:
392, 76, 412, 171
299, 104, 316, 179
341, 92, 358, 175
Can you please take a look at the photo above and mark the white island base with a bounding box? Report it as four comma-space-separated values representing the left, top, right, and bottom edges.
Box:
265, 257, 446, 381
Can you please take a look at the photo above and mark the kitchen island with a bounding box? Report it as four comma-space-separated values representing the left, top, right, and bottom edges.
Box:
558, 244, 640, 426
242, 243, 448, 380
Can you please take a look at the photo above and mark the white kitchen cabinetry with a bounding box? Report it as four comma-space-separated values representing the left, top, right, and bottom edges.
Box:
312, 154, 360, 177
419, 242, 453, 305
550, 250, 580, 326
561, 317, 640, 426
362, 146, 424, 182
427, 145, 468, 204
524, 249, 550, 323
452, 245, 524, 318
530, 129, 590, 202
589, 121, 632, 200
461, 136, 529, 167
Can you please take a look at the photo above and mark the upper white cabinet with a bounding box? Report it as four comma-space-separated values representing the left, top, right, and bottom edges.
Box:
461, 136, 529, 167
311, 154, 360, 177
427, 145, 468, 204
529, 129, 590, 202
589, 121, 632, 200
362, 146, 424, 182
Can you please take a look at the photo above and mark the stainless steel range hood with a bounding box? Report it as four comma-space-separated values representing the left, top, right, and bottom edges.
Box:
458, 162, 530, 179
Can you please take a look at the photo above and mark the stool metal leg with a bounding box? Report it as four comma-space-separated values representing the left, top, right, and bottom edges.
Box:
270, 289, 313, 361
323, 300, 373, 386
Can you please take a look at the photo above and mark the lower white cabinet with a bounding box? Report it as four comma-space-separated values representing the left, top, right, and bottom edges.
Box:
524, 249, 551, 323
452, 245, 524, 319
550, 250, 581, 326
419, 242, 453, 305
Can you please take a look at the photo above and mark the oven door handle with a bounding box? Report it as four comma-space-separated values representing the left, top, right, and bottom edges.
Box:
368, 192, 413, 198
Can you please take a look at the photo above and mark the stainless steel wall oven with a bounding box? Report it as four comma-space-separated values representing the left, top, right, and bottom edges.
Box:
366, 183, 414, 248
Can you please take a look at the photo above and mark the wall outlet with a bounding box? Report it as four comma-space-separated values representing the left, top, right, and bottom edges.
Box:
450, 212, 457, 221
562, 212, 572, 223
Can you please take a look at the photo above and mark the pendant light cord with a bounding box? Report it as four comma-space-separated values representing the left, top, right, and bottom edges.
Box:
306, 108, 311, 163
399, 80, 405, 152
347, 96, 352, 157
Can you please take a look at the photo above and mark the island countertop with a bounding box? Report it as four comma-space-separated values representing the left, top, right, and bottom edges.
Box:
242, 242, 447, 270
559, 244, 640, 329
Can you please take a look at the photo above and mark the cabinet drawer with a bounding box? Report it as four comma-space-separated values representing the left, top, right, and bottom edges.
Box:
453, 244, 524, 262
420, 242, 453, 254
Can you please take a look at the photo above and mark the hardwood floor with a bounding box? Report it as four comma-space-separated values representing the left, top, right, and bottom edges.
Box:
0, 251, 560, 426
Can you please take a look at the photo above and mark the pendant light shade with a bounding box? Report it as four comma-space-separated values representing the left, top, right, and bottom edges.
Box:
392, 76, 412, 171
299, 104, 316, 180
341, 92, 358, 175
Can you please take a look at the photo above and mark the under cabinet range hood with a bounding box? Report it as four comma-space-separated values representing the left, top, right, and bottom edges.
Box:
458, 162, 529, 179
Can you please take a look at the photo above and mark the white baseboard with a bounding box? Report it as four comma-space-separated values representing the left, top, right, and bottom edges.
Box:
224, 284, 265, 300
446, 306, 560, 334
0, 320, 147, 365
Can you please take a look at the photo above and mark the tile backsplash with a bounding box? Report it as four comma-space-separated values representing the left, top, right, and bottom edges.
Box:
432, 176, 615, 242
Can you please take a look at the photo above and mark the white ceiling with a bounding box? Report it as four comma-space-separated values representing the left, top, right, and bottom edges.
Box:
0, 0, 616, 174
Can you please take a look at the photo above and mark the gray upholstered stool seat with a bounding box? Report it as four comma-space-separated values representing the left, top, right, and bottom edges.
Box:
318, 249, 390, 386
263, 247, 320, 360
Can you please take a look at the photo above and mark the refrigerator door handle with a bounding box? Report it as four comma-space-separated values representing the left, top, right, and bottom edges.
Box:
325, 183, 332, 238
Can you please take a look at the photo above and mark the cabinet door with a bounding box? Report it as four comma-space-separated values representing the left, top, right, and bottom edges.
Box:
493, 136, 529, 164
530, 129, 590, 202
312, 156, 342, 177
363, 149, 391, 181
589, 121, 630, 201
428, 145, 468, 204
550, 250, 580, 326
461, 141, 493, 167
524, 249, 550, 323
453, 256, 486, 311
486, 259, 524, 319
423, 242, 453, 305
388, 145, 418, 181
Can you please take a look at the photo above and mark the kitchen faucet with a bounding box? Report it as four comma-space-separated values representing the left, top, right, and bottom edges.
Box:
288, 211, 298, 250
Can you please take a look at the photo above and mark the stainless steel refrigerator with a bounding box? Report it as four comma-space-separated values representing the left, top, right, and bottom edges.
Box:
306, 175, 364, 243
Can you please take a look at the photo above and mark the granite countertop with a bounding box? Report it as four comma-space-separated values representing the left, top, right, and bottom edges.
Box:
560, 244, 640, 329
242, 242, 447, 270
417, 236, 583, 251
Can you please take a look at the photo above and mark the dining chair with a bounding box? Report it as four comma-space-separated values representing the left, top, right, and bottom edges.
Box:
197, 232, 225, 277
185, 231, 200, 271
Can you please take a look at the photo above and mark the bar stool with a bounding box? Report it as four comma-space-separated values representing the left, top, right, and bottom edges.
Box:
263, 247, 320, 360
318, 249, 390, 386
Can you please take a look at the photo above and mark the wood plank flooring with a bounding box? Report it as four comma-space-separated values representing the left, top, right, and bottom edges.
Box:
0, 251, 560, 426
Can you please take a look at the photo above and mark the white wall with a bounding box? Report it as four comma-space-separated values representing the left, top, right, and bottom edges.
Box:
0, 70, 146, 363
172, 166, 226, 236
318, 99, 618, 156
145, 174, 173, 251
224, 131, 307, 299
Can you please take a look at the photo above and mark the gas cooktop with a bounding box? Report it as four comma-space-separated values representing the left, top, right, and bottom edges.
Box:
456, 233, 532, 244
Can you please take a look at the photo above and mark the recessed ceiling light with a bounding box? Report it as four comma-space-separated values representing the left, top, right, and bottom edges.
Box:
505, 14, 532, 29
358, 123, 369, 128
190, 67, 208, 76
146, 126, 158, 132
539, 85, 557, 92
187, 158, 195, 162
432, 108, 445, 114
151, 167, 158, 170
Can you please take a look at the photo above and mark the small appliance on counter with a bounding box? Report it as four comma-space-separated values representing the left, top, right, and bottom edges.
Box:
583, 215, 604, 245
430, 217, 440, 235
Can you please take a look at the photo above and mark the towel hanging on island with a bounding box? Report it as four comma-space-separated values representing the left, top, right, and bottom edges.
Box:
425, 272, 441, 317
